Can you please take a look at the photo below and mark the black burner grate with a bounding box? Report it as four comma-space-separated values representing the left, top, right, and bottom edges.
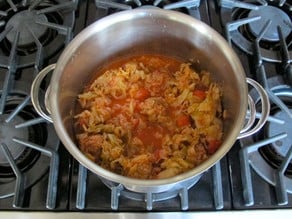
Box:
95, 0, 201, 10
220, 0, 292, 63
0, 0, 77, 115
0, 81, 60, 209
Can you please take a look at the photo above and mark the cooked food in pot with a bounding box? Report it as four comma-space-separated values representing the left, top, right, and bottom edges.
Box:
74, 55, 223, 179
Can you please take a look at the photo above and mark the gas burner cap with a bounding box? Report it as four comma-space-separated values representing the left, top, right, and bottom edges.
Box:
5, 10, 48, 46
0, 114, 27, 165
248, 6, 291, 42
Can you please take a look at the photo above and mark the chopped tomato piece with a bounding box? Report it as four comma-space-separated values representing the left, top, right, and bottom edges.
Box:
176, 114, 191, 127
135, 103, 142, 112
154, 149, 162, 161
132, 118, 140, 129
78, 118, 87, 127
134, 88, 150, 101
193, 89, 207, 100
207, 140, 221, 154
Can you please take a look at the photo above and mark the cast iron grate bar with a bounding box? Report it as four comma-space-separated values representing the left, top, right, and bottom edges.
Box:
5, 96, 31, 123
108, 183, 192, 211
12, 137, 60, 209
278, 26, 292, 86
279, 0, 287, 7
0, 10, 7, 16
76, 164, 87, 210
218, 0, 262, 9
26, 22, 44, 77
76, 161, 224, 210
212, 161, 224, 209
35, 20, 73, 44
0, 30, 19, 115
239, 143, 254, 206
21, 0, 28, 7
275, 145, 292, 205
95, 0, 201, 10
153, 0, 163, 5
253, 112, 286, 126
253, 21, 292, 119
15, 117, 47, 128
94, 0, 202, 20
110, 184, 123, 210
133, 0, 142, 6
28, 0, 43, 11
6, 0, 17, 12
0, 143, 26, 208
239, 133, 288, 206
95, 1, 133, 10
178, 187, 189, 211
0, 25, 12, 44
254, 20, 272, 67
36, 0, 78, 14
225, 16, 261, 45
163, 0, 201, 9
1, 22, 43, 124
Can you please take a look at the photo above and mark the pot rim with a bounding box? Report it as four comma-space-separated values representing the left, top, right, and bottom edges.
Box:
50, 8, 248, 192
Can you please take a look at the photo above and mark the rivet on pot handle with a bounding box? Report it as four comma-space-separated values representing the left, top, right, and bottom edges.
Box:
237, 78, 270, 139
31, 64, 56, 123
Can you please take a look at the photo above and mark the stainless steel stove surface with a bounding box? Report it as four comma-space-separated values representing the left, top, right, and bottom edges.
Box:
0, 0, 292, 218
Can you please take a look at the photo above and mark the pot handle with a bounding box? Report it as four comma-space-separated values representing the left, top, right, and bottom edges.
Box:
31, 64, 56, 123
237, 78, 270, 139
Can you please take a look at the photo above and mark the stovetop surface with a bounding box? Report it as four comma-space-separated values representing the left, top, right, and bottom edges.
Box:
0, 0, 292, 213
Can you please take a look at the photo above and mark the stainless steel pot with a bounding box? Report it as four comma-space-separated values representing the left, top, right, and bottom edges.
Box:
31, 8, 270, 193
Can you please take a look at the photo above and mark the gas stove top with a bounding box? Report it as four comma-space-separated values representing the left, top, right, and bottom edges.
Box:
0, 0, 292, 217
